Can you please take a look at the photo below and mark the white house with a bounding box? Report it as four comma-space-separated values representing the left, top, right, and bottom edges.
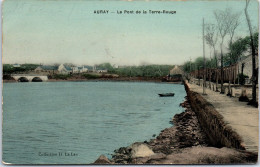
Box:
97, 69, 108, 73
58, 64, 72, 74
71, 66, 89, 73
13, 64, 21, 68
79, 66, 89, 73
72, 67, 79, 73
92, 65, 108, 73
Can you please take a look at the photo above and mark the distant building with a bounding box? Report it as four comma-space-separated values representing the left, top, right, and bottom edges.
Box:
13, 64, 21, 68
163, 65, 183, 82
58, 64, 72, 74
93, 66, 97, 72
35, 64, 108, 75
71, 67, 79, 73
83, 66, 93, 72
97, 69, 108, 73
92, 65, 108, 73
72, 66, 89, 73
35, 64, 74, 74
170, 66, 184, 76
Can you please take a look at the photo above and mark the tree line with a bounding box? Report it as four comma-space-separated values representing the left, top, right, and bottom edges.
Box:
3, 64, 40, 74
183, 32, 258, 72
3, 62, 174, 79
110, 64, 174, 78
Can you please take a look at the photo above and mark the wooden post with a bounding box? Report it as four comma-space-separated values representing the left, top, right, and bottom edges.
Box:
216, 69, 219, 92
203, 18, 206, 94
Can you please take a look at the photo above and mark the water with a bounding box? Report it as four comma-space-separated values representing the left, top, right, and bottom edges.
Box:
3, 81, 186, 164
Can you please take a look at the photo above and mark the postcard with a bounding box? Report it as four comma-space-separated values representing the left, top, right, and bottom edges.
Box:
2, 0, 259, 165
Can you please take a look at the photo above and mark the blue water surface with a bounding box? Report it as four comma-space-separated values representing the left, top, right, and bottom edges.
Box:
3, 81, 186, 164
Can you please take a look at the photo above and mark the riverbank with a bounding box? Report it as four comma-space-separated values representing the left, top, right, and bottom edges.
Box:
93, 82, 258, 165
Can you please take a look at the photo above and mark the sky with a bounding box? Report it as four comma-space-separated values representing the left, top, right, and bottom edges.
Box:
2, 0, 259, 66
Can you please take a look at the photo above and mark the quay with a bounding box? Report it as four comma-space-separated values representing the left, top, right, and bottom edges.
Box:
186, 80, 258, 153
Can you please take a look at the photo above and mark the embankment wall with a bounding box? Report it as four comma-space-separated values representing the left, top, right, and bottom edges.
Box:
184, 81, 245, 150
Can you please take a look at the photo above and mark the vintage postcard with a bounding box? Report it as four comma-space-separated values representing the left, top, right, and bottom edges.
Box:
2, 0, 259, 165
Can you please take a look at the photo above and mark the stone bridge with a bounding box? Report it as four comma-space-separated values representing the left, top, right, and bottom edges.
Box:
11, 74, 48, 82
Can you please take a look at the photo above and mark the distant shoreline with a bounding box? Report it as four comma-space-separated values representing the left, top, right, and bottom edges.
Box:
3, 77, 183, 84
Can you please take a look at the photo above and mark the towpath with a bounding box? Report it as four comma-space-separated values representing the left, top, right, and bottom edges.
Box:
187, 82, 259, 153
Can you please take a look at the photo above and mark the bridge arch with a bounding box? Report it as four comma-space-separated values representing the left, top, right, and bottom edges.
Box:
18, 77, 29, 82
32, 77, 43, 82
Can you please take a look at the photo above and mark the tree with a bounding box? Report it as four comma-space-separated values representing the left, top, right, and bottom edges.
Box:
228, 32, 258, 64
205, 23, 219, 68
245, 0, 257, 107
3, 64, 39, 74
229, 37, 249, 63
96, 63, 114, 72
214, 8, 241, 93
214, 9, 231, 93
205, 23, 219, 89
227, 10, 240, 58
226, 9, 240, 95
183, 61, 192, 73
194, 57, 206, 70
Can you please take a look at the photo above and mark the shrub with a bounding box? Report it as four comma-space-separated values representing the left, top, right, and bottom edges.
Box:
236, 73, 249, 85
53, 74, 70, 80
3, 74, 15, 80
83, 74, 100, 79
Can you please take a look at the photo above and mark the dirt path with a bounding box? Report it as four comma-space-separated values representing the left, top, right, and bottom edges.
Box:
187, 82, 259, 153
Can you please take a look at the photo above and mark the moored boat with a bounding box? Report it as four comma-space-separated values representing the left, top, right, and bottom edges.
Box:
158, 93, 175, 97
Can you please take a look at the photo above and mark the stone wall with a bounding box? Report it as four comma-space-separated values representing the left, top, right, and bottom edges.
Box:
184, 81, 245, 150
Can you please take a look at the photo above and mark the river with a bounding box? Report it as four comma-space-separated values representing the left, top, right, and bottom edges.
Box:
3, 81, 186, 164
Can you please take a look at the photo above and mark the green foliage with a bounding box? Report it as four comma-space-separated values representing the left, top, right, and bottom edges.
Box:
3, 63, 174, 79
53, 74, 70, 80
223, 53, 232, 66
113, 65, 174, 78
194, 57, 211, 69
183, 57, 213, 73
3, 64, 16, 74
229, 38, 249, 63
194, 57, 205, 69
3, 64, 40, 74
185, 32, 259, 72
183, 61, 196, 73
228, 32, 259, 64
96, 63, 114, 73
243, 32, 259, 51
207, 57, 218, 68
83, 74, 100, 79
